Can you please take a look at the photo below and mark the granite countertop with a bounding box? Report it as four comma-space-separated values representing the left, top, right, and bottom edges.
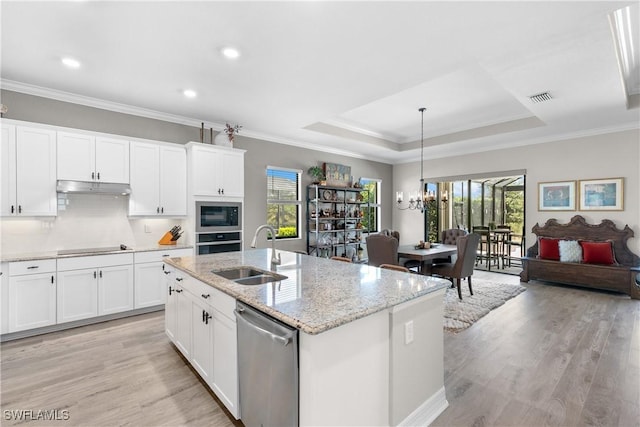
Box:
1, 244, 193, 262
164, 249, 451, 335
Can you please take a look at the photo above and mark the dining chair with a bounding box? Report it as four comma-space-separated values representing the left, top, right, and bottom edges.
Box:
431, 233, 481, 300
365, 233, 399, 267
379, 264, 410, 273
433, 228, 468, 265
504, 227, 525, 267
330, 256, 352, 263
380, 229, 421, 272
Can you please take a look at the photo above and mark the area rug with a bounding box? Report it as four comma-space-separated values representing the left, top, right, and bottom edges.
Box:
443, 278, 526, 333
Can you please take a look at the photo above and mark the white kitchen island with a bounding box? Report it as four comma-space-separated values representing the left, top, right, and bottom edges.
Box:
164, 249, 451, 426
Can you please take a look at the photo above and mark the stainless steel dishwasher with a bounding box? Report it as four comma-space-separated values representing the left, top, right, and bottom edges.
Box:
235, 301, 299, 427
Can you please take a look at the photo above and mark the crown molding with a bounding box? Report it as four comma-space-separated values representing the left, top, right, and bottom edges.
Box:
1, 79, 225, 130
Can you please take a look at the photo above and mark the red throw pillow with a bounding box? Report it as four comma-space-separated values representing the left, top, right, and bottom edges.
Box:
580, 241, 616, 265
539, 237, 560, 260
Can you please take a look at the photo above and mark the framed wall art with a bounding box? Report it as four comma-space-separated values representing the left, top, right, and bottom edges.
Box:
323, 162, 351, 187
538, 181, 576, 211
579, 177, 624, 211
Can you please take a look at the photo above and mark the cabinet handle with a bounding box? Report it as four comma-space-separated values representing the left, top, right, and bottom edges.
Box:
221, 188, 224, 195
202, 309, 206, 323
51, 275, 54, 284
92, 172, 95, 180
18, 205, 22, 214
94, 271, 97, 279
218, 188, 222, 195
201, 294, 210, 299
157, 207, 160, 214
203, 310, 211, 325
175, 289, 183, 293
163, 270, 170, 275
27, 266, 39, 270
175, 277, 183, 282
161, 207, 164, 214
99, 270, 102, 278
11, 205, 14, 214
97, 172, 100, 180
168, 286, 174, 295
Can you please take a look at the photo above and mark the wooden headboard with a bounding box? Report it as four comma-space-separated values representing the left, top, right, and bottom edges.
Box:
526, 215, 640, 267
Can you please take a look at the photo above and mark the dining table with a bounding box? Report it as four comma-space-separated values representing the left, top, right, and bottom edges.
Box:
397, 243, 457, 275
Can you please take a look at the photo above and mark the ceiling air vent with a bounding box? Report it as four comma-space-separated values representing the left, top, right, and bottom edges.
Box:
529, 92, 553, 103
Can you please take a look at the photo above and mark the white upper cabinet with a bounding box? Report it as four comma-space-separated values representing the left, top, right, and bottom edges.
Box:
57, 132, 129, 183
187, 143, 245, 198
1, 126, 57, 217
1, 124, 17, 217
130, 141, 186, 216
159, 144, 187, 215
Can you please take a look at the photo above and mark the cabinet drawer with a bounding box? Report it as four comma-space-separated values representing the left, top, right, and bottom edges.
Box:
177, 273, 235, 318
135, 248, 192, 264
58, 253, 134, 271
9, 259, 56, 276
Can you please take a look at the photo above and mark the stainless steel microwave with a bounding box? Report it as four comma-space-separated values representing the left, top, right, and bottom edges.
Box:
195, 201, 242, 232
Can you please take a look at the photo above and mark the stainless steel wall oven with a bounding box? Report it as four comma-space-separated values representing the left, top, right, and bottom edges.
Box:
195, 201, 242, 255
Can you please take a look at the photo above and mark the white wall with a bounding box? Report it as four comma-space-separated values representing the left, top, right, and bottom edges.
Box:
393, 129, 640, 255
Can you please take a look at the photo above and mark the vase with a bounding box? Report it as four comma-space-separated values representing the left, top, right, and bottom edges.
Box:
214, 132, 233, 147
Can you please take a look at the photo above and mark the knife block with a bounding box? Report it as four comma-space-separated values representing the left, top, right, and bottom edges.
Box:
158, 231, 177, 246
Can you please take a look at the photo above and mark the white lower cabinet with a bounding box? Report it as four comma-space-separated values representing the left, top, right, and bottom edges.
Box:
134, 248, 193, 309
57, 254, 134, 324
191, 297, 213, 383
7, 259, 57, 333
164, 266, 239, 419
57, 268, 98, 323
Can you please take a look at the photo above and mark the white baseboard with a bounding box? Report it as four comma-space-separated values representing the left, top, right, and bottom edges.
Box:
397, 386, 449, 427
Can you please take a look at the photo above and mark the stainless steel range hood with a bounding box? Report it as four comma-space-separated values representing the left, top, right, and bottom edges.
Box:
57, 180, 131, 195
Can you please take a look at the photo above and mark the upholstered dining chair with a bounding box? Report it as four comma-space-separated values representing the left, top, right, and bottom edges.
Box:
330, 256, 352, 263
431, 233, 481, 300
381, 229, 421, 272
379, 264, 410, 273
433, 228, 468, 265
366, 233, 400, 267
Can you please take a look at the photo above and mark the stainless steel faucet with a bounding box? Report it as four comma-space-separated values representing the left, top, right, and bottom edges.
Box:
251, 224, 281, 267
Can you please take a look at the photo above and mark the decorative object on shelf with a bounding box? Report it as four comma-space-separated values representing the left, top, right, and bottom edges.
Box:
308, 166, 326, 184
158, 225, 182, 245
323, 162, 351, 188
578, 177, 624, 211
214, 123, 242, 147
0, 104, 7, 117
538, 180, 576, 211
396, 107, 429, 212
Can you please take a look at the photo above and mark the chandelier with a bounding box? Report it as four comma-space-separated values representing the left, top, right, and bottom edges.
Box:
396, 107, 431, 212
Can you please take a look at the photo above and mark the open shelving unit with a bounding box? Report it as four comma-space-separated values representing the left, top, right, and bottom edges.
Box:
306, 185, 370, 261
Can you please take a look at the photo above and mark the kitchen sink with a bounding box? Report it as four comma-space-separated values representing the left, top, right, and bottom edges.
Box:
213, 267, 266, 280
234, 273, 288, 286
212, 266, 288, 285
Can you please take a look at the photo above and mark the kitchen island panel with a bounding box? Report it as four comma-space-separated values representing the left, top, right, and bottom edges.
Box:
299, 309, 389, 426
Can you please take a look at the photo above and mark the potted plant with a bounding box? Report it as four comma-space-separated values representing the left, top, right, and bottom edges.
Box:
308, 166, 326, 185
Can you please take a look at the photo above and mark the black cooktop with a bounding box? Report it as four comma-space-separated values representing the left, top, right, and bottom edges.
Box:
57, 246, 129, 256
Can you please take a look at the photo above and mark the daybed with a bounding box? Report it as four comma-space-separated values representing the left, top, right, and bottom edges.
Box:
520, 215, 640, 299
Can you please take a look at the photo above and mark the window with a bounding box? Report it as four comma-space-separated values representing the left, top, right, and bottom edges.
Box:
359, 178, 380, 233
267, 166, 301, 239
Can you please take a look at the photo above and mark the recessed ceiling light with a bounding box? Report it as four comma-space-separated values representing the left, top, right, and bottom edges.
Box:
61, 57, 81, 69
183, 89, 197, 98
221, 47, 240, 59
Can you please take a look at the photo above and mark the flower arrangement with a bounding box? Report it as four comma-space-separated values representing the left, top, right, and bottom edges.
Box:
224, 123, 242, 143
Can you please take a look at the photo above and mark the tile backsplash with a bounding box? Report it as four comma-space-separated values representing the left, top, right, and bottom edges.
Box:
1, 194, 186, 255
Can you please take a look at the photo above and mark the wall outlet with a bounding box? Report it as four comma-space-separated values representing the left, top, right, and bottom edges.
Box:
144, 224, 151, 233
404, 320, 414, 345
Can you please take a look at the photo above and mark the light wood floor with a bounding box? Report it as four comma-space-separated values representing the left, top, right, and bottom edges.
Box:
1, 272, 638, 426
